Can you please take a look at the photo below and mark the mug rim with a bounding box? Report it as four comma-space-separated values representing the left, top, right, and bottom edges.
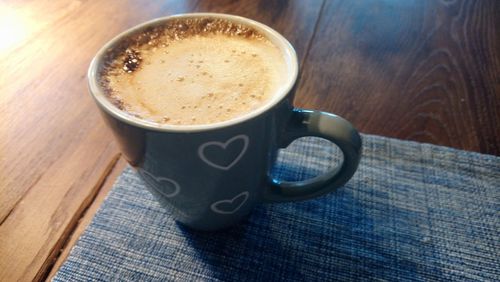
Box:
88, 13, 299, 133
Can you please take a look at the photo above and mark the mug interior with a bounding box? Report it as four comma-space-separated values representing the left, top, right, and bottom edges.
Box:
88, 13, 298, 132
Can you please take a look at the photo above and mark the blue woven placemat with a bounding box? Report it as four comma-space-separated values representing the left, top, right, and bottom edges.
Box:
53, 134, 499, 281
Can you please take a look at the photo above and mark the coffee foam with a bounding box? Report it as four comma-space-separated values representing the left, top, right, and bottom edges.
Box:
100, 18, 288, 125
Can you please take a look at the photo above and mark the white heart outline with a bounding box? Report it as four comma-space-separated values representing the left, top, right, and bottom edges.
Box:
139, 169, 181, 198
198, 134, 249, 171
210, 191, 250, 215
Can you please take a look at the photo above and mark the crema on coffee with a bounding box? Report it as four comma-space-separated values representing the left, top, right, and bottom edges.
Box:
99, 18, 288, 125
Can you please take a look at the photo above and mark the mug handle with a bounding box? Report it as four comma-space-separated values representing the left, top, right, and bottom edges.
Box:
263, 109, 362, 203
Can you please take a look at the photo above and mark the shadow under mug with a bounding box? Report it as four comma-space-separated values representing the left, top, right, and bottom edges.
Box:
88, 13, 362, 231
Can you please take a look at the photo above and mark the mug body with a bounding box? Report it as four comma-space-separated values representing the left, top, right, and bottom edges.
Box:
100, 97, 294, 230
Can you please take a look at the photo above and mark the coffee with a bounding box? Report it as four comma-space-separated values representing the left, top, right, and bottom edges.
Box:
100, 18, 288, 125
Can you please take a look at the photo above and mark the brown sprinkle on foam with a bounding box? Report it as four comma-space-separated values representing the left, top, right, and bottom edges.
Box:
122, 48, 142, 73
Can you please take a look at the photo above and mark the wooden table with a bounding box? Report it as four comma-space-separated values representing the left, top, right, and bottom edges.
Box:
1, 0, 498, 281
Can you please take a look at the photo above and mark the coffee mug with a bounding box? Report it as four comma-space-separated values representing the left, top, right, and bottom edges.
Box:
88, 13, 362, 231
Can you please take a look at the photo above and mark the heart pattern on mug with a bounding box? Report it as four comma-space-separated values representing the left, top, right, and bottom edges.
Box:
198, 134, 249, 170
210, 191, 249, 215
139, 169, 180, 198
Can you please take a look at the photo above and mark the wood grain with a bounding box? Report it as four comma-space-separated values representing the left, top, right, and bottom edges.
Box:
296, 0, 500, 155
46, 158, 128, 281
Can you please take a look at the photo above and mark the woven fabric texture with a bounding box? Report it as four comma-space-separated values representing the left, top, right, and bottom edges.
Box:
54, 134, 499, 281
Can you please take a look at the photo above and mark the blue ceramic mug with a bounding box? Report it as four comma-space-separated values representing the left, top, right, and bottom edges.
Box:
88, 13, 362, 231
